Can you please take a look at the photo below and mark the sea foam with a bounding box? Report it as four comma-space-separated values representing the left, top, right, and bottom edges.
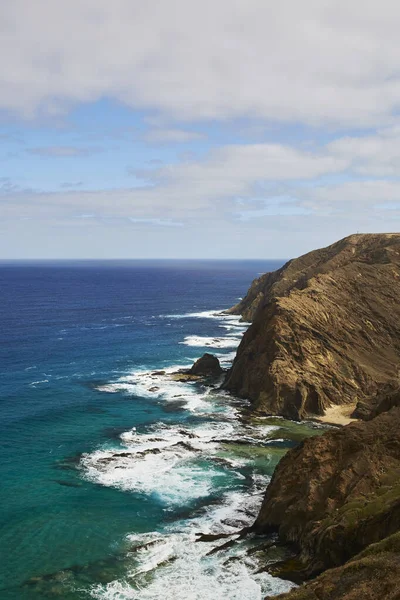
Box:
179, 335, 242, 349
87, 459, 294, 600
95, 365, 220, 413
83, 306, 294, 599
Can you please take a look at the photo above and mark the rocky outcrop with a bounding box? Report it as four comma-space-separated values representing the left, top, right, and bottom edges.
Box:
224, 233, 400, 420
253, 407, 400, 578
353, 385, 400, 420
228, 271, 282, 322
189, 353, 223, 377
267, 532, 400, 600
170, 353, 223, 382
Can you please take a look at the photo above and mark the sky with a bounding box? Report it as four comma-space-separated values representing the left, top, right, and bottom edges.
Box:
1, 0, 400, 259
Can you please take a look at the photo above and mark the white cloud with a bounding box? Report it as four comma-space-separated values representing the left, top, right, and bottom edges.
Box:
144, 129, 205, 143
152, 143, 346, 202
0, 141, 344, 225
328, 125, 400, 176
3, 138, 397, 225
129, 217, 183, 226
61, 181, 84, 188
2, 127, 400, 258
2, 0, 400, 126
27, 146, 101, 157
300, 180, 400, 212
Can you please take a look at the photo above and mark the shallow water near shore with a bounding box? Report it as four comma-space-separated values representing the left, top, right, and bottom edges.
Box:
0, 260, 322, 599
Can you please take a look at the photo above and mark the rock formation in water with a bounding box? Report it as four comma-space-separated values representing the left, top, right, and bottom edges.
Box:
189, 353, 223, 376
224, 233, 400, 420
170, 353, 223, 382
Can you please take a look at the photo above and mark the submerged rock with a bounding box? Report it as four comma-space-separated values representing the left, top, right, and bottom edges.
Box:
53, 479, 82, 488
224, 233, 400, 420
169, 373, 201, 382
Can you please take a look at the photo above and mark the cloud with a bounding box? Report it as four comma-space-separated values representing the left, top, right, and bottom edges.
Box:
0, 177, 31, 194
2, 0, 400, 126
300, 180, 400, 213
129, 217, 184, 226
150, 143, 346, 202
236, 196, 311, 220
61, 181, 84, 188
2, 129, 400, 259
27, 146, 101, 157
144, 129, 205, 143
328, 125, 400, 176
0, 133, 23, 143
0, 139, 371, 224
1, 141, 341, 223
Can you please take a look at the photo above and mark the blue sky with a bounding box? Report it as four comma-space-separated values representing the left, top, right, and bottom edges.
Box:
1, 1, 400, 259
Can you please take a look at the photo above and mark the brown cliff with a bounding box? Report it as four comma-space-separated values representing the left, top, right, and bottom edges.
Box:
267, 531, 400, 600
224, 233, 400, 420
254, 407, 400, 578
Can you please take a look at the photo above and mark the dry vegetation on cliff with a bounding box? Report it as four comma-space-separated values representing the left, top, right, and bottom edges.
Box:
225, 233, 400, 420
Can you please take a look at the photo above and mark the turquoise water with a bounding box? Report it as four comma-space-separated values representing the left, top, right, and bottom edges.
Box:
0, 260, 321, 599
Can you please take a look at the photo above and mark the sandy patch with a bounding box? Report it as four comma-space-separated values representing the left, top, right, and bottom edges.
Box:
314, 403, 358, 426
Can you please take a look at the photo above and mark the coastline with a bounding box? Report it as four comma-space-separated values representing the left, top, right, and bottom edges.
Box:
1, 261, 298, 600
6, 240, 400, 599
73, 307, 322, 599
226, 235, 400, 600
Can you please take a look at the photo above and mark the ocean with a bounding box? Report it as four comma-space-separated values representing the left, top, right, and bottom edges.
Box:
0, 260, 321, 600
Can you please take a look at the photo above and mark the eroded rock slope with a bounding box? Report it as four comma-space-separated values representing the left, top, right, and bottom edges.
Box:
267, 531, 400, 600
225, 233, 400, 419
254, 406, 400, 577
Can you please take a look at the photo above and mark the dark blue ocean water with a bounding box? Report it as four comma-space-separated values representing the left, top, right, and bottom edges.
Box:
0, 260, 315, 600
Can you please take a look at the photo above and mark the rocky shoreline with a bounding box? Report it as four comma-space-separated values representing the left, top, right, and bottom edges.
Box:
222, 233, 400, 599
45, 234, 400, 599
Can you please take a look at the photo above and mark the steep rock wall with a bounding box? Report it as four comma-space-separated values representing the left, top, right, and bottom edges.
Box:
254, 407, 400, 577
224, 233, 400, 419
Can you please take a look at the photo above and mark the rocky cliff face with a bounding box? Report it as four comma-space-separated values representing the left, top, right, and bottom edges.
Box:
254, 406, 400, 578
267, 531, 400, 600
353, 385, 400, 420
253, 402, 400, 599
224, 233, 400, 420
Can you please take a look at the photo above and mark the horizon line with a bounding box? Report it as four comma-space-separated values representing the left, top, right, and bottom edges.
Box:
0, 257, 287, 263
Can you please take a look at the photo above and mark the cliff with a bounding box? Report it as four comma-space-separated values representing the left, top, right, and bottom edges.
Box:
224, 233, 400, 420
254, 406, 400, 577
267, 531, 400, 600
251, 402, 400, 599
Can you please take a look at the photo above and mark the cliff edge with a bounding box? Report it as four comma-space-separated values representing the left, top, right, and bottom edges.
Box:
224, 233, 400, 420
254, 405, 400, 577
255, 397, 400, 599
